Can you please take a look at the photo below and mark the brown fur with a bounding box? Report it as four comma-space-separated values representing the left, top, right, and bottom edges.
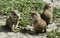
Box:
31, 12, 47, 33
41, 3, 53, 25
6, 10, 21, 32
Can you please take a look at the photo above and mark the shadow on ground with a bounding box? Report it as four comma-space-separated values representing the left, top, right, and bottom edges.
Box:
0, 26, 44, 36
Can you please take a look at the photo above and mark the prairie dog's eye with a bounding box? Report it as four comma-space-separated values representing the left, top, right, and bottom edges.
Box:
13, 13, 17, 16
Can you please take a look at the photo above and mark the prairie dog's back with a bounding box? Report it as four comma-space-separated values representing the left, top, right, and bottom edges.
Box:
41, 3, 53, 25
31, 12, 47, 33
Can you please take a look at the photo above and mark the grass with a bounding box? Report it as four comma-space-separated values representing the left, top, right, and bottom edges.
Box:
0, 0, 60, 38
47, 29, 60, 38
0, 0, 46, 27
0, 0, 59, 27
53, 7, 60, 20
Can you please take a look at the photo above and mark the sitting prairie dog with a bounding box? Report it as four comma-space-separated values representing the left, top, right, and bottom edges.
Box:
31, 11, 47, 33
6, 10, 21, 32
41, 3, 53, 25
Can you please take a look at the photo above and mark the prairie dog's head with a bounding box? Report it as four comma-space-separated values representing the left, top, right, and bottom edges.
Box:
44, 3, 53, 10
11, 10, 20, 17
11, 10, 21, 21
30, 11, 41, 19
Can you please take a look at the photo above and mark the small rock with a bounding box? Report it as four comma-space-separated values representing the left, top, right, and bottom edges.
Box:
57, 28, 60, 32
0, 32, 8, 38
7, 32, 14, 36
25, 25, 34, 31
47, 22, 57, 32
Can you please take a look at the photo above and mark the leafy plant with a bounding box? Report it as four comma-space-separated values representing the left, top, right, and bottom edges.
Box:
47, 29, 60, 38
0, 0, 46, 26
53, 7, 60, 19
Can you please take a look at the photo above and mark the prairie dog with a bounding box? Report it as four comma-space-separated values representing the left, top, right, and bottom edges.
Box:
41, 3, 53, 25
31, 12, 47, 33
6, 10, 21, 32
